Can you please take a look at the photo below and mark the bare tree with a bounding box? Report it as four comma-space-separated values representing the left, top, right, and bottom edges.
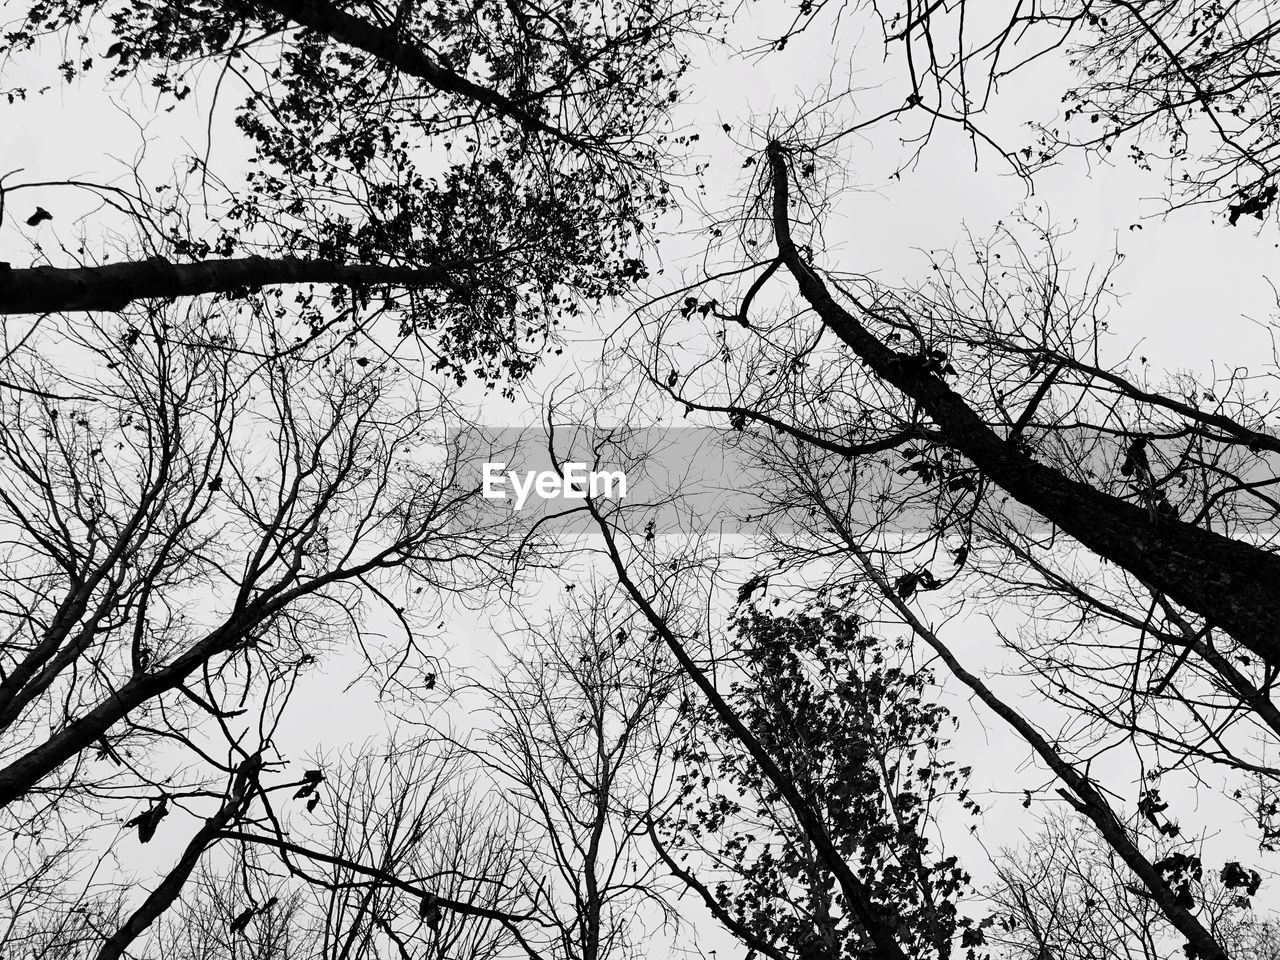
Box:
465, 584, 679, 960
0, 293, 521, 956
0, 297, 501, 809
211, 735, 528, 960
128, 732, 526, 960
754, 1, 1280, 221
990, 811, 1280, 960
155, 865, 309, 960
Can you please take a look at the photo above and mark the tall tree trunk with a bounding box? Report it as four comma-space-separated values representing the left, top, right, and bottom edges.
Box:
766, 140, 1280, 668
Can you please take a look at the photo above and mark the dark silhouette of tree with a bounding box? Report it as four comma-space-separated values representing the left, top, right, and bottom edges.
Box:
624, 113, 1280, 956
0, 0, 710, 383
155, 866, 308, 960
1028, 1, 1280, 221
94, 754, 261, 960
640, 230, 1280, 953
660, 600, 985, 960
760, 1, 1280, 221
10, 0, 1280, 956
0, 291, 525, 960
0, 300, 500, 812
580, 484, 930, 960
0, 1, 715, 949
126, 738, 525, 960
213, 736, 528, 960
758, 139, 1280, 659
0, 257, 457, 315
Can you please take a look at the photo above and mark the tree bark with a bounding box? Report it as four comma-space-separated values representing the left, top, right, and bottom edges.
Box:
766, 140, 1280, 668
0, 256, 453, 315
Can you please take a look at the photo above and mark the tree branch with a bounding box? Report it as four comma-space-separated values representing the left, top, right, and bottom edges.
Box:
0, 255, 456, 315
252, 0, 587, 148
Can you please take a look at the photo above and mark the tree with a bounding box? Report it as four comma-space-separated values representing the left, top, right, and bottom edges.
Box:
215, 736, 528, 960
1029, 0, 1280, 220
638, 185, 1280, 952
1, 0, 709, 384
581, 481, 946, 960
0, 296, 520, 955
154, 866, 309, 960
0, 0, 712, 949
756, 138, 1280, 658
12, 0, 1280, 957
761, 1, 1280, 222
621, 63, 1280, 960
0, 299, 500, 810
660, 599, 983, 960
464, 584, 679, 960
990, 811, 1280, 960
140, 738, 524, 960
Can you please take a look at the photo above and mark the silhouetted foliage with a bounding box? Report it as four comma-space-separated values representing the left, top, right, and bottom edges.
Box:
663, 601, 984, 960
1, 0, 710, 384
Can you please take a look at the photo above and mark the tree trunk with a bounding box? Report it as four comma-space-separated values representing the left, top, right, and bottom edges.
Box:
0, 256, 454, 314
766, 140, 1280, 669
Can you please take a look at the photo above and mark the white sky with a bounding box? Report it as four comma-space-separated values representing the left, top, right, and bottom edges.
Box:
3, 2, 1279, 954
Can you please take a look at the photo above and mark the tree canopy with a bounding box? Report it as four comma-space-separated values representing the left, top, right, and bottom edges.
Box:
4, 2, 1280, 959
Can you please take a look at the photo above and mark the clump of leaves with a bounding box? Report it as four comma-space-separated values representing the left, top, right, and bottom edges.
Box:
664, 602, 987, 959
3, 0, 712, 389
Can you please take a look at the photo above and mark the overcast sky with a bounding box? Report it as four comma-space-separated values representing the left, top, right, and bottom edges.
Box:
3, 3, 1277, 952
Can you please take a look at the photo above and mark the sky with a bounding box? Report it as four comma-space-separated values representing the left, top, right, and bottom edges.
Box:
3, 1, 1279, 954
